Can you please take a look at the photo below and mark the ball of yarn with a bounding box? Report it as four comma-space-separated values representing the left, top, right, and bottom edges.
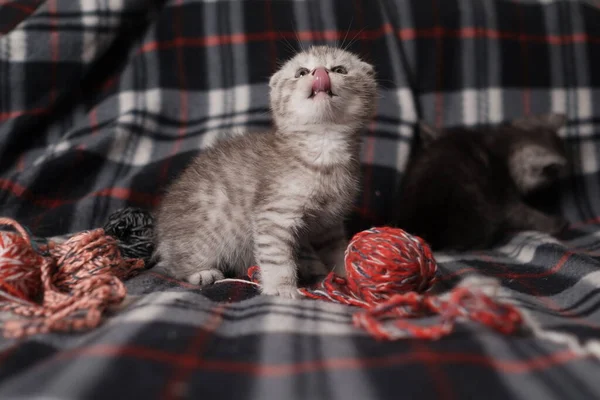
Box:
103, 207, 155, 264
343, 226, 437, 301
0, 218, 43, 304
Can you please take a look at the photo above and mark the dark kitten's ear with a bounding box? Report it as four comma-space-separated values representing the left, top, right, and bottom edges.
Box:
511, 113, 567, 131
419, 121, 442, 148
541, 113, 567, 131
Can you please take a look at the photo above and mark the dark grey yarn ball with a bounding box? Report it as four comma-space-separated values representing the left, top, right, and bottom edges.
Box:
103, 207, 155, 265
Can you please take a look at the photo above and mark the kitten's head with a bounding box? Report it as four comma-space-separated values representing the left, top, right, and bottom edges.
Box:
504, 113, 568, 195
268, 46, 377, 131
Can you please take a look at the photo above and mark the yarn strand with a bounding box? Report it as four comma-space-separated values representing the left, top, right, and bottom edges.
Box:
0, 218, 145, 338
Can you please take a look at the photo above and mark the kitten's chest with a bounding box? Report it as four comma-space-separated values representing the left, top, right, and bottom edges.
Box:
306, 166, 358, 216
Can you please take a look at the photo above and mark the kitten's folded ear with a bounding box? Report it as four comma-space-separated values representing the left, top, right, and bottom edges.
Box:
269, 70, 282, 88
361, 61, 376, 77
511, 113, 567, 131
419, 121, 442, 148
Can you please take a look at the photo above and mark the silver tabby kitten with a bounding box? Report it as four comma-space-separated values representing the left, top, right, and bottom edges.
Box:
153, 46, 377, 298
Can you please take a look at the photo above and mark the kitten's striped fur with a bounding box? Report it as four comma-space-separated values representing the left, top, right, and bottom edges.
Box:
153, 46, 377, 298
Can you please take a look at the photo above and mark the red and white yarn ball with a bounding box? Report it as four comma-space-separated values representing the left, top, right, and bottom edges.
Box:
343, 227, 437, 300
0, 230, 42, 303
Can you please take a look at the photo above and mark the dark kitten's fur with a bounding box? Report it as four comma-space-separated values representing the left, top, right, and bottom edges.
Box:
391, 113, 570, 251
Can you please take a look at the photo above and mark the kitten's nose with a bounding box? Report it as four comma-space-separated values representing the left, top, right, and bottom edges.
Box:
311, 67, 331, 93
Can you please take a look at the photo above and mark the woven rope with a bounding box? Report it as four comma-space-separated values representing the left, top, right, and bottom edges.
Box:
0, 218, 145, 338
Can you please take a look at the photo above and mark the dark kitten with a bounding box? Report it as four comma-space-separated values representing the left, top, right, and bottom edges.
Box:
391, 113, 569, 251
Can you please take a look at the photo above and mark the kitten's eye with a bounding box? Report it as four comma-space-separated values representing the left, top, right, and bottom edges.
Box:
295, 68, 309, 78
331, 66, 348, 74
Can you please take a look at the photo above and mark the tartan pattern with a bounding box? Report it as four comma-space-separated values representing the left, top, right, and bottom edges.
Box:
0, 0, 599, 398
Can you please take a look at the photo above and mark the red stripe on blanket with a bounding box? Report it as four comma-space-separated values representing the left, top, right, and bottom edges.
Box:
161, 305, 226, 400
477, 253, 600, 331
0, 107, 47, 122
0, 0, 37, 14
138, 25, 600, 53
51, 345, 583, 376
439, 251, 573, 282
436, 251, 600, 331
399, 28, 597, 44
0, 179, 159, 209
410, 341, 455, 400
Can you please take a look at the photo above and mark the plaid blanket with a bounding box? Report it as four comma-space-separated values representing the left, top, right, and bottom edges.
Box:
1, 0, 600, 398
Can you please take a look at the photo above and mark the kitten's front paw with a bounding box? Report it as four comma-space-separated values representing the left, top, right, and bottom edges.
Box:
186, 269, 225, 285
261, 284, 301, 299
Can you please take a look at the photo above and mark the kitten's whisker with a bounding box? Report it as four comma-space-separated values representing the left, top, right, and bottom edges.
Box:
343, 27, 365, 52
339, 17, 354, 51
292, 26, 305, 52
279, 32, 297, 55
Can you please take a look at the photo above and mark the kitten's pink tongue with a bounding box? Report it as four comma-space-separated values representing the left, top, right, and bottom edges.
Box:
312, 67, 331, 93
